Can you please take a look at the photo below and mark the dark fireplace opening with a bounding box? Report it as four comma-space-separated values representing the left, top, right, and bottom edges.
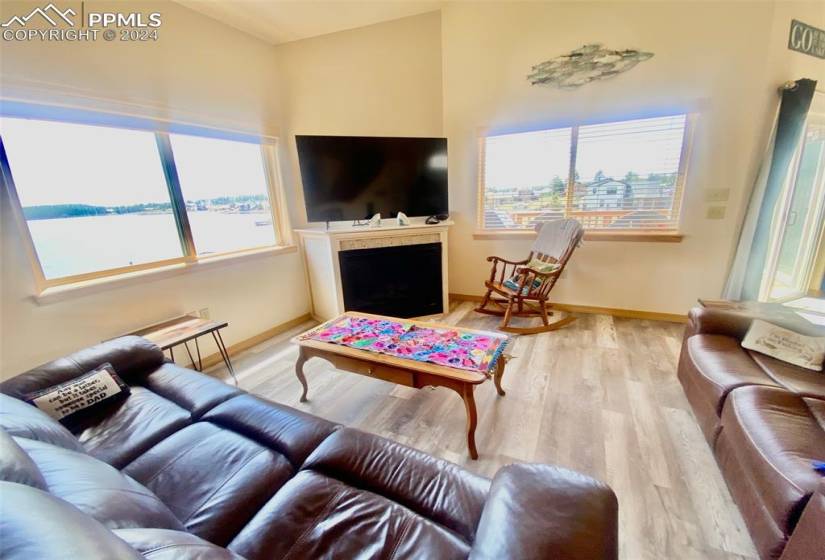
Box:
338, 243, 442, 318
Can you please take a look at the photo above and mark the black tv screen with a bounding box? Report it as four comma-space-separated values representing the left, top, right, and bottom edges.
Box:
296, 135, 448, 222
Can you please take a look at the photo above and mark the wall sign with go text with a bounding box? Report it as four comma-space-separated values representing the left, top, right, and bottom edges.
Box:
788, 19, 825, 59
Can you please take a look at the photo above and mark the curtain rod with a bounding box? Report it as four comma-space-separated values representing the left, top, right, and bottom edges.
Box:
778, 81, 824, 94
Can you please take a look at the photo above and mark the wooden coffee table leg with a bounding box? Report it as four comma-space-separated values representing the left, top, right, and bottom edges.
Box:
494, 357, 507, 396
461, 383, 479, 460
295, 347, 309, 403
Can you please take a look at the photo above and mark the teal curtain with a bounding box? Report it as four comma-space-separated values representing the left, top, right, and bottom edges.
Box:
723, 78, 817, 300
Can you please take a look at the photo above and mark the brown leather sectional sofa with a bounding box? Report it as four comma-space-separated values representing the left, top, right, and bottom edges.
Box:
677, 307, 825, 560
0, 336, 618, 559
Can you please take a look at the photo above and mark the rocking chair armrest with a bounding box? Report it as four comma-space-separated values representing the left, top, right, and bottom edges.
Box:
487, 255, 530, 265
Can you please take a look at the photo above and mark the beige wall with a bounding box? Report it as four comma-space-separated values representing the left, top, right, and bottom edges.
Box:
0, 1, 310, 378
275, 11, 444, 226
765, 2, 825, 83
274, 2, 823, 316
441, 1, 824, 313
0, 1, 281, 133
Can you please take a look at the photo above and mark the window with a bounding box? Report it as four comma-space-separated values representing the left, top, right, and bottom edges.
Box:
1, 119, 183, 279
479, 114, 693, 234
762, 102, 825, 301
0, 112, 283, 289
169, 134, 276, 256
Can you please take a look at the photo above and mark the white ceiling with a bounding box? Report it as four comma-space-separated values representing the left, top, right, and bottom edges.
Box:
177, 1, 443, 45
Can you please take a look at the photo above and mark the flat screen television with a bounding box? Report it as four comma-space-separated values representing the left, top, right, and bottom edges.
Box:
296, 135, 448, 222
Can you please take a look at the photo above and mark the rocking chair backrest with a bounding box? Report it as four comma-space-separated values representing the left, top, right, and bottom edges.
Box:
531, 219, 584, 262
530, 219, 583, 299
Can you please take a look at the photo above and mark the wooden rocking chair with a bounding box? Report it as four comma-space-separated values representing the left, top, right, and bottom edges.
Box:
476, 219, 583, 334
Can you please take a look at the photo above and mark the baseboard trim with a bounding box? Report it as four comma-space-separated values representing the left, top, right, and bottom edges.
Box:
449, 293, 687, 323
198, 313, 313, 370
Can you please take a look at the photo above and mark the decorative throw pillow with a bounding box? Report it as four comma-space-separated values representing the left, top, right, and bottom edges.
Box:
25, 363, 130, 423
741, 320, 825, 371
503, 274, 542, 295
526, 258, 561, 275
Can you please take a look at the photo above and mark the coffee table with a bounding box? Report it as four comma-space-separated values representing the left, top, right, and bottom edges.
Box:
291, 312, 510, 459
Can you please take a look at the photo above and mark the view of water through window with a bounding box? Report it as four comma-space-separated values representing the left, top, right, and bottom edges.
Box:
1, 117, 277, 280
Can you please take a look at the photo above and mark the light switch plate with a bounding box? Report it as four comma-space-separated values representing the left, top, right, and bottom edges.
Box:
706, 206, 726, 219
705, 188, 731, 203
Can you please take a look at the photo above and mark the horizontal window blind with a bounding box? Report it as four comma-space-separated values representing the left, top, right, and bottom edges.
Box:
480, 114, 690, 232
483, 128, 571, 229
572, 115, 687, 230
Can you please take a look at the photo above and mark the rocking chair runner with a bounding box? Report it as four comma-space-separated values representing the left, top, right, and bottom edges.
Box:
476, 219, 584, 334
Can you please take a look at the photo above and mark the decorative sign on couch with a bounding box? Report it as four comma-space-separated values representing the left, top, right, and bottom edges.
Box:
788, 19, 825, 59
742, 319, 825, 371
527, 43, 653, 89
26, 363, 130, 421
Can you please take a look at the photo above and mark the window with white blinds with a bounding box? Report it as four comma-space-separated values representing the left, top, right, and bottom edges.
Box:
479, 114, 692, 232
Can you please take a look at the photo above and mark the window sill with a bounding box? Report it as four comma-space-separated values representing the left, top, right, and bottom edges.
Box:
34, 244, 297, 305
472, 230, 684, 242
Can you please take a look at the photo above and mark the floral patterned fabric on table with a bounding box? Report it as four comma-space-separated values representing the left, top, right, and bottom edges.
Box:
303, 316, 509, 374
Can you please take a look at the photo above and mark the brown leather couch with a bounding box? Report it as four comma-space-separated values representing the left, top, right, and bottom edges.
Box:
0, 336, 618, 559
677, 307, 825, 560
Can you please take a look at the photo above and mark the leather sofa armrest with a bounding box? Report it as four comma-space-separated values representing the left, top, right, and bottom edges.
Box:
0, 336, 165, 399
780, 478, 825, 560
469, 463, 618, 560
685, 307, 753, 341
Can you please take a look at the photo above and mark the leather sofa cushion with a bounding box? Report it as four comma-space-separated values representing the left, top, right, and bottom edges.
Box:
0, 394, 84, 452
0, 429, 47, 489
16, 437, 184, 531
686, 335, 779, 413
229, 469, 471, 560
720, 385, 825, 533
301, 427, 490, 543
0, 481, 142, 560
75, 386, 192, 468
747, 350, 825, 399
75, 363, 245, 469
140, 363, 242, 419
714, 428, 787, 559
201, 393, 339, 468
0, 336, 165, 400
124, 420, 294, 546
229, 428, 490, 560
114, 528, 246, 560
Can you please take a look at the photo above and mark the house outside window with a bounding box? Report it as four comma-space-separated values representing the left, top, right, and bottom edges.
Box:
478, 114, 695, 236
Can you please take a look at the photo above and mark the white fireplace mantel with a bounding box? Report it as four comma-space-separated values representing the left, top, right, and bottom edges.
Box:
295, 220, 453, 321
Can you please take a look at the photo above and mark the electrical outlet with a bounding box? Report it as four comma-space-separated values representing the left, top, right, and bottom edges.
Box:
705, 188, 731, 203
199, 308, 210, 319
706, 206, 726, 220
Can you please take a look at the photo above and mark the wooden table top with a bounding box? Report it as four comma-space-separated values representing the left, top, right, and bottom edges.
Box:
292, 311, 509, 384
698, 298, 825, 336
129, 315, 229, 349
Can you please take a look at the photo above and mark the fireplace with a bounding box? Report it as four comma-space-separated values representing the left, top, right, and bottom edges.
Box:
296, 221, 452, 321
338, 243, 442, 318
